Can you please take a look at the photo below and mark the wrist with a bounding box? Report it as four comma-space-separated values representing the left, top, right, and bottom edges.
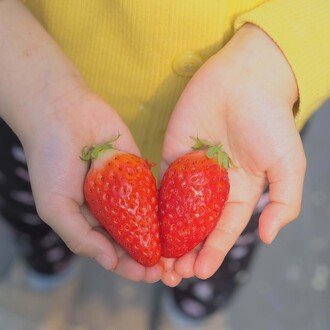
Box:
219, 23, 298, 106
2, 72, 89, 141
0, 0, 88, 139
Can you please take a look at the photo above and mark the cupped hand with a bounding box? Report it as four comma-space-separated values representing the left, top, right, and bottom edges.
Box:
0, 0, 182, 285
162, 24, 306, 281
20, 89, 167, 283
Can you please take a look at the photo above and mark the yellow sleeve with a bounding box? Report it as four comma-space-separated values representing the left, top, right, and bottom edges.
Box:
234, 0, 330, 130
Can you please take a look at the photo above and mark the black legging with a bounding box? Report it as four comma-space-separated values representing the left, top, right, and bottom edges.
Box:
0, 117, 307, 319
0, 118, 73, 274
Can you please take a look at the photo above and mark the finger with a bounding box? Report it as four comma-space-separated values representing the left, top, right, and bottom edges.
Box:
92, 226, 149, 282
160, 137, 190, 177
259, 144, 306, 244
159, 257, 176, 273
113, 130, 141, 157
194, 201, 255, 280
144, 264, 163, 283
160, 257, 182, 287
92, 108, 142, 157
84, 206, 162, 283
174, 244, 202, 278
113, 248, 146, 282
161, 271, 182, 287
81, 204, 101, 227
160, 58, 228, 178
42, 196, 152, 282
113, 249, 162, 283
41, 197, 118, 271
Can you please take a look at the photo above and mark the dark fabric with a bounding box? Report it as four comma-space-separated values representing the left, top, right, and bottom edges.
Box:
0, 118, 72, 275
170, 204, 261, 319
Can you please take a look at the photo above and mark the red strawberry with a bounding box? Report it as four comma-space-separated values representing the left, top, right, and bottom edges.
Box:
81, 138, 161, 267
159, 137, 231, 258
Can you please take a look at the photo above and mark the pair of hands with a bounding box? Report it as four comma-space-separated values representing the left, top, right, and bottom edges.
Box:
20, 24, 306, 287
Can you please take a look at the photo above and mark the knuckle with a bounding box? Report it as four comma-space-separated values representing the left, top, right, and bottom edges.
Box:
204, 227, 233, 256
300, 152, 307, 173
35, 198, 60, 222
289, 205, 301, 222
67, 228, 92, 256
35, 204, 51, 223
294, 206, 302, 219
67, 239, 84, 256
288, 147, 307, 175
214, 225, 236, 237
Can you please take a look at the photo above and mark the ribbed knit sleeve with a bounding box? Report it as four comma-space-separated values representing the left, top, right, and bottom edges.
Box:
235, 0, 330, 129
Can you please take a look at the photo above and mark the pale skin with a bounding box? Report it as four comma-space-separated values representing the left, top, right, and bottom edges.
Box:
0, 1, 306, 286
161, 24, 306, 285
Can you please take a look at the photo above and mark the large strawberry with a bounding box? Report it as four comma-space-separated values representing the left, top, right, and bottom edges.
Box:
81, 137, 161, 267
159, 137, 231, 258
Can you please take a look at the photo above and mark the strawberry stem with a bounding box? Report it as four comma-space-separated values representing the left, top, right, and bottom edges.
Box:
190, 136, 233, 169
80, 134, 121, 161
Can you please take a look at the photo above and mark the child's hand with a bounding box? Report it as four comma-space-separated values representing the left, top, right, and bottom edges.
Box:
0, 1, 174, 284
20, 90, 164, 283
162, 23, 306, 281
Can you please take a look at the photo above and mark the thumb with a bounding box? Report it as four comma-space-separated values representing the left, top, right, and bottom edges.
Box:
37, 195, 118, 271
259, 136, 306, 244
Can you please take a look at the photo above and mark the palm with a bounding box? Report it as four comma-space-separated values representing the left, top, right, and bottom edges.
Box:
22, 94, 163, 283
162, 53, 305, 280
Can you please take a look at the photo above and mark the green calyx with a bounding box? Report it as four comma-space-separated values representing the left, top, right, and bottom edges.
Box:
80, 134, 120, 161
191, 136, 233, 169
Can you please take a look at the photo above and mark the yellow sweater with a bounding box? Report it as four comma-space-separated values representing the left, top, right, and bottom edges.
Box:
23, 0, 330, 164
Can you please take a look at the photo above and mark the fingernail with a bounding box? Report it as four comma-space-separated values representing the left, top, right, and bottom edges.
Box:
269, 228, 280, 244
96, 254, 115, 270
